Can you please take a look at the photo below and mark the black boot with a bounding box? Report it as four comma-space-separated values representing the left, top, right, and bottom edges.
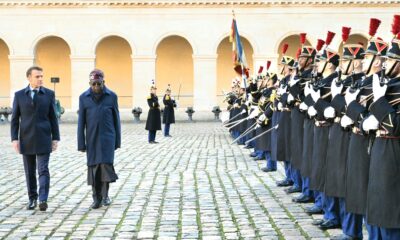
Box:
101, 182, 111, 206
90, 186, 102, 209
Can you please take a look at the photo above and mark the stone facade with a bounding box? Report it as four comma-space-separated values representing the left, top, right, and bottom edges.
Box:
0, 0, 399, 110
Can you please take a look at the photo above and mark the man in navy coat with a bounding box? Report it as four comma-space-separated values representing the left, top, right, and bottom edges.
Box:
11, 66, 60, 211
78, 69, 121, 209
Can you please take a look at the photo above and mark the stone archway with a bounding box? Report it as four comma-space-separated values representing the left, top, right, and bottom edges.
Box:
95, 36, 133, 108
155, 35, 194, 108
35, 36, 71, 108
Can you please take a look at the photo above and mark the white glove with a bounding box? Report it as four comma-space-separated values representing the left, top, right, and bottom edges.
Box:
362, 115, 379, 131
304, 82, 311, 97
259, 114, 266, 122
287, 94, 294, 104
299, 102, 308, 111
331, 79, 343, 98
277, 102, 283, 111
277, 85, 287, 95
372, 74, 387, 102
174, 100, 178, 108
233, 103, 239, 108
345, 88, 360, 105
340, 115, 354, 128
248, 108, 260, 119
289, 75, 300, 87
310, 88, 320, 102
307, 106, 317, 117
255, 123, 261, 129
324, 107, 335, 119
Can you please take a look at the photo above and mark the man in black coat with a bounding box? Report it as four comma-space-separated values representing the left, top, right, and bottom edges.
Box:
11, 66, 60, 211
341, 37, 388, 239
363, 37, 400, 240
146, 85, 161, 143
78, 69, 121, 209
162, 87, 176, 137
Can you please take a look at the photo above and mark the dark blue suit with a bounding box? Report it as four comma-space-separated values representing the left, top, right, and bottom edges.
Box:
11, 86, 60, 202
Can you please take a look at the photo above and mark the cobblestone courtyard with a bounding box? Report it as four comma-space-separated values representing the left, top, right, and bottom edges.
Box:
0, 122, 348, 239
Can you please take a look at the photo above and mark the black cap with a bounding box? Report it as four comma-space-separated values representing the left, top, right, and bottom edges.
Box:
364, 38, 388, 56
319, 48, 340, 66
342, 44, 365, 60
385, 38, 400, 61
299, 45, 317, 58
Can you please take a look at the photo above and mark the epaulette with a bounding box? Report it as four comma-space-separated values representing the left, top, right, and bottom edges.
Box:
147, 96, 152, 100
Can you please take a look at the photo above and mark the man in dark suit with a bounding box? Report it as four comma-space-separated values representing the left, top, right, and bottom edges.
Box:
11, 66, 60, 211
77, 69, 121, 209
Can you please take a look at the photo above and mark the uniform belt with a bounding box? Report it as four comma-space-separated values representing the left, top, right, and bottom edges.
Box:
376, 129, 400, 139
294, 102, 300, 107
281, 107, 291, 112
315, 120, 330, 127
334, 117, 341, 123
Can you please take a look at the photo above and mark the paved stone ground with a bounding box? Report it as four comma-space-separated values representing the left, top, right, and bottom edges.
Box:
0, 122, 363, 239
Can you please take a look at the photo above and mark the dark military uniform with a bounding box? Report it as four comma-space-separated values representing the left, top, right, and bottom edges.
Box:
365, 38, 400, 238
162, 94, 176, 136
146, 93, 161, 142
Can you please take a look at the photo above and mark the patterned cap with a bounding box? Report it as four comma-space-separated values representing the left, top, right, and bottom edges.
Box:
385, 38, 400, 61
342, 44, 365, 60
89, 69, 104, 81
319, 48, 340, 66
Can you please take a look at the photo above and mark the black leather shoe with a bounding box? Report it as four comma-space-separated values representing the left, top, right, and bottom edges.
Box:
164, 135, 172, 137
250, 152, 257, 158
254, 156, 264, 161
153, 141, 159, 144
39, 201, 48, 211
261, 167, 277, 172
101, 197, 112, 206
91, 200, 102, 209
312, 219, 325, 226
292, 194, 313, 203
319, 220, 340, 230
276, 179, 294, 187
305, 206, 323, 215
285, 186, 302, 194
27, 199, 37, 210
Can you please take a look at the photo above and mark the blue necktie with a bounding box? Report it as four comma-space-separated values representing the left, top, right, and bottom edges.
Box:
32, 89, 38, 103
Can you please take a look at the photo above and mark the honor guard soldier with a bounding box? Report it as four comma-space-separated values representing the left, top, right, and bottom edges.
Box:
308, 42, 342, 229
275, 44, 296, 187
285, 33, 316, 194
145, 80, 162, 143
363, 21, 400, 240
341, 18, 388, 238
163, 85, 176, 137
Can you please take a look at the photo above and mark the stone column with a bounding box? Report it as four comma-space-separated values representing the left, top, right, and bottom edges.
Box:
70, 55, 95, 110
132, 55, 156, 109
9, 55, 34, 105
192, 54, 218, 111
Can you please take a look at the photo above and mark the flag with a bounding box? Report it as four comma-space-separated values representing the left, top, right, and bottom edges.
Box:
230, 17, 249, 78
